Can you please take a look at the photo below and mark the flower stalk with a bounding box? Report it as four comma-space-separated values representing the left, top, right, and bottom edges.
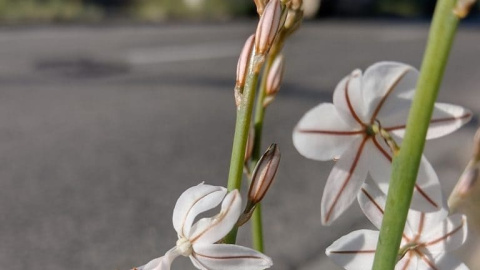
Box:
372, 0, 461, 269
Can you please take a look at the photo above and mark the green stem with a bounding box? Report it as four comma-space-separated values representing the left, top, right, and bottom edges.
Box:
225, 51, 262, 244
372, 1, 460, 269
249, 51, 277, 252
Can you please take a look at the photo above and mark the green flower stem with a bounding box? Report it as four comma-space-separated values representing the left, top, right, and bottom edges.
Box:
249, 50, 277, 252
225, 51, 262, 244
372, 1, 460, 269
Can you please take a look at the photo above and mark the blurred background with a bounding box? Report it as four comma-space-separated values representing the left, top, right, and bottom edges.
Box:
0, 1, 479, 270
0, 0, 479, 22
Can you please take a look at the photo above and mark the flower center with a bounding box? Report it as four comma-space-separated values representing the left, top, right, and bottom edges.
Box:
176, 237, 193, 257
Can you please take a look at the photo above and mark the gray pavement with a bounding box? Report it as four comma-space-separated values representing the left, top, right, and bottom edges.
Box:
0, 21, 479, 270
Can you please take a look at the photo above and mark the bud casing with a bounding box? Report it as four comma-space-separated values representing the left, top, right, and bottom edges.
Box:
248, 144, 281, 205
255, 0, 282, 55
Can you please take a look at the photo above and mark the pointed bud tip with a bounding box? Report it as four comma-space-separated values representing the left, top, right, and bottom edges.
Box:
255, 0, 282, 55
266, 54, 285, 97
248, 143, 281, 204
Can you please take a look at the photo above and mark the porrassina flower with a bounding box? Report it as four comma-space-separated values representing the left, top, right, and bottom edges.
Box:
293, 61, 471, 225
326, 183, 469, 270
132, 183, 273, 270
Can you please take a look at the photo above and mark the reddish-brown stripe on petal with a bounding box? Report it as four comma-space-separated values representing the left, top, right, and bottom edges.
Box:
296, 129, 364, 135
414, 184, 439, 209
423, 219, 465, 247
329, 250, 376, 254
189, 191, 238, 243
401, 254, 412, 270
345, 75, 364, 126
194, 252, 264, 260
414, 250, 438, 270
413, 213, 425, 242
324, 137, 368, 223
384, 112, 472, 132
372, 137, 393, 162
361, 187, 411, 242
370, 67, 410, 124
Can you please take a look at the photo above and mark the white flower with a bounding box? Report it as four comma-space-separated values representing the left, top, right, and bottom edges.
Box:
292, 61, 471, 225
133, 183, 273, 270
326, 184, 469, 270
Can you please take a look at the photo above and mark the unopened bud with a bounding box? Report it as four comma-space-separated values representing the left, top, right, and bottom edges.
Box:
266, 54, 285, 96
284, 8, 303, 35
248, 143, 281, 205
245, 126, 255, 162
236, 34, 255, 89
454, 0, 477, 18
473, 127, 480, 161
255, 0, 282, 55
449, 163, 479, 210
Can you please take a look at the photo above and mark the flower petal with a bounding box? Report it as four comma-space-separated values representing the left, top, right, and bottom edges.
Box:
326, 230, 379, 270
369, 149, 443, 213
333, 69, 368, 125
421, 214, 468, 254
321, 137, 370, 225
395, 252, 418, 270
362, 62, 417, 124
293, 103, 363, 161
426, 254, 470, 270
406, 208, 448, 239
172, 183, 227, 238
189, 190, 241, 244
133, 248, 179, 270
410, 156, 444, 212
357, 183, 387, 230
386, 103, 472, 139
191, 244, 273, 270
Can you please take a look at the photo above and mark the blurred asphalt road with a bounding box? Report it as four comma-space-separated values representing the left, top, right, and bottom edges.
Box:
0, 21, 479, 270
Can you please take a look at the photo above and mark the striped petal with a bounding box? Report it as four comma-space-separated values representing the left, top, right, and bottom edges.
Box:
386, 103, 472, 140
293, 103, 362, 161
133, 247, 179, 270
362, 62, 418, 125
321, 137, 370, 225
395, 252, 418, 270
357, 183, 387, 230
333, 69, 368, 125
172, 183, 227, 238
191, 244, 273, 270
189, 190, 241, 244
425, 254, 470, 270
326, 230, 379, 270
421, 214, 468, 254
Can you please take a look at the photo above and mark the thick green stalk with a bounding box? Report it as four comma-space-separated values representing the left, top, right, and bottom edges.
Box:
249, 52, 276, 252
225, 51, 261, 244
372, 1, 460, 269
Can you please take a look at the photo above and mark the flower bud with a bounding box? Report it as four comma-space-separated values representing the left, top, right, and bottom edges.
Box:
236, 34, 255, 89
266, 54, 285, 96
473, 127, 480, 161
255, 0, 282, 55
454, 0, 477, 18
245, 126, 255, 162
248, 143, 281, 205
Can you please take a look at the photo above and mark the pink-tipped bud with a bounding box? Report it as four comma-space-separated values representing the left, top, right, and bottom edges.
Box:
245, 126, 255, 162
473, 127, 480, 160
454, 0, 477, 18
255, 0, 282, 55
236, 34, 255, 89
266, 54, 285, 96
248, 143, 281, 204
